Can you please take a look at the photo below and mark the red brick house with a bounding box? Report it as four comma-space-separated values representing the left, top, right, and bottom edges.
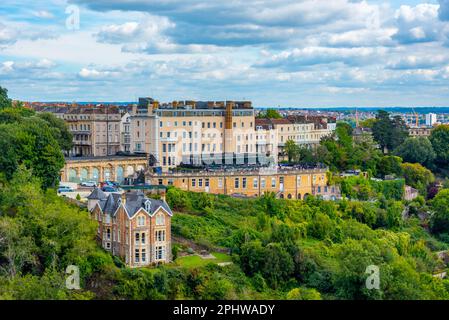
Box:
87, 188, 172, 267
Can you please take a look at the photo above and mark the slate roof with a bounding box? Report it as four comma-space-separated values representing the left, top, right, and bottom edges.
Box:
87, 187, 107, 200
88, 189, 172, 218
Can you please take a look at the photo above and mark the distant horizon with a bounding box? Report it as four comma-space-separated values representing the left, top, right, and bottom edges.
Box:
22, 101, 449, 111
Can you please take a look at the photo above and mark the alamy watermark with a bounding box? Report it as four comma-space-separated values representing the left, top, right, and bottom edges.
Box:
65, 265, 80, 290
365, 265, 380, 290
65, 5, 80, 30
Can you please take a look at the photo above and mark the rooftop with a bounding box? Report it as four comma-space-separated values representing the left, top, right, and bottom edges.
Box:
148, 164, 327, 177
88, 188, 172, 218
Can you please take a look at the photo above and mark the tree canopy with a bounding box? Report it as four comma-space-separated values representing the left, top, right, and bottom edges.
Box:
372, 111, 408, 153
0, 89, 69, 188
257, 109, 282, 119
430, 125, 449, 171
393, 137, 436, 168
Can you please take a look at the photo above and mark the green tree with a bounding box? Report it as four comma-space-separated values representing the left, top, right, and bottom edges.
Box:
0, 86, 12, 110
284, 139, 300, 163
359, 118, 377, 128
257, 109, 282, 119
166, 188, 192, 211
37, 112, 73, 152
429, 125, 449, 170
286, 287, 322, 300
430, 189, 449, 235
393, 137, 435, 168
372, 111, 408, 153
376, 156, 403, 178
262, 243, 294, 288
401, 162, 434, 193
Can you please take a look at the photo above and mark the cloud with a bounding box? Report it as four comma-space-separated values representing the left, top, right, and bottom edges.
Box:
78, 67, 121, 80
393, 4, 441, 44
72, 0, 385, 48
0, 58, 63, 82
387, 54, 449, 70
255, 46, 387, 70
0, 22, 19, 45
95, 18, 217, 53
32, 10, 54, 19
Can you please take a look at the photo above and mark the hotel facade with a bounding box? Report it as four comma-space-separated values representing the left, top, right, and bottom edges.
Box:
129, 98, 336, 172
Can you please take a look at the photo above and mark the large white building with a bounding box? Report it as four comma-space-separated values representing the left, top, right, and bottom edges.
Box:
425, 113, 438, 126
128, 98, 336, 172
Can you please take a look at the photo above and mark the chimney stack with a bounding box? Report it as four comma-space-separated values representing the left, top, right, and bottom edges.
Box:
160, 192, 166, 202
121, 191, 127, 206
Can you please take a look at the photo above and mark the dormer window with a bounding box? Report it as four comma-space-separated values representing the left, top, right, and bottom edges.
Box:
144, 200, 151, 213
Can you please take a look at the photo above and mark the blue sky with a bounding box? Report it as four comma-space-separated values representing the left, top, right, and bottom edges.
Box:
1, 0, 449, 107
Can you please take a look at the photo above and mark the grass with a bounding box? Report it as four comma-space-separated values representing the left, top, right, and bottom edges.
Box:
174, 252, 232, 268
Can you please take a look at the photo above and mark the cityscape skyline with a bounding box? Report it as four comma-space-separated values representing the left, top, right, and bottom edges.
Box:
2, 0, 449, 107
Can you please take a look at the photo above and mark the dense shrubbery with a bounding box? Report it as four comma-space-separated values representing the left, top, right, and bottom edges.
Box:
334, 175, 405, 201
169, 188, 449, 300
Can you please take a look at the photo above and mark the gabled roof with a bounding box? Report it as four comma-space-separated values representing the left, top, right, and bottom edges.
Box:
89, 190, 173, 219
87, 187, 107, 200
103, 193, 121, 215
124, 193, 173, 218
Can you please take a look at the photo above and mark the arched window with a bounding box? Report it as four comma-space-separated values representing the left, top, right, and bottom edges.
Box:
297, 193, 301, 200
287, 194, 292, 199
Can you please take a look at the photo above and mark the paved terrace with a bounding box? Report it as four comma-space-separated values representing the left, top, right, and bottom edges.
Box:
65, 155, 148, 163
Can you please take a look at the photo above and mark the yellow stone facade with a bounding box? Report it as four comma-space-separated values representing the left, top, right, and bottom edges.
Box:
147, 167, 329, 199
61, 156, 148, 183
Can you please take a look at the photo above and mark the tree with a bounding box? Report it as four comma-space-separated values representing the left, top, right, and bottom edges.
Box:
390, 115, 409, 151
37, 112, 74, 152
318, 122, 355, 171
359, 118, 377, 128
166, 188, 192, 211
393, 137, 435, 168
284, 139, 300, 163
262, 243, 294, 288
429, 125, 449, 170
430, 189, 449, 235
0, 118, 65, 189
0, 86, 12, 110
372, 110, 408, 153
286, 287, 322, 300
351, 133, 382, 174
401, 163, 434, 193
376, 156, 403, 178
257, 109, 282, 119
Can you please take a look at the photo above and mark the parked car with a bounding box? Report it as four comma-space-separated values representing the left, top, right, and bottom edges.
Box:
101, 181, 120, 188
101, 186, 117, 192
58, 186, 74, 193
80, 181, 97, 187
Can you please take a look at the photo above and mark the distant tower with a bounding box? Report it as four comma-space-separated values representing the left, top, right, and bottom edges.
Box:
355, 107, 359, 128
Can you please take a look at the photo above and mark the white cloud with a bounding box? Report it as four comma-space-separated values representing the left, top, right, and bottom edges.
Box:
393, 4, 441, 44
0, 23, 19, 45
33, 10, 54, 19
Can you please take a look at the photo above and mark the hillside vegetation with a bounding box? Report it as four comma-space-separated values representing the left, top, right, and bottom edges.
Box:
3, 171, 449, 300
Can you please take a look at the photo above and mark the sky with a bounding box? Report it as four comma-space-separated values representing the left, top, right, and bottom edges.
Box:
1, 0, 449, 107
